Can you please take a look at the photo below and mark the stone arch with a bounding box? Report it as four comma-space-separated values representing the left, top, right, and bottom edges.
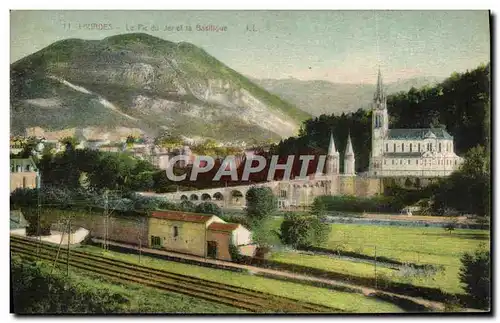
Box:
190, 194, 199, 201
213, 192, 224, 200
231, 190, 244, 198
180, 195, 188, 201
230, 190, 244, 205
201, 193, 212, 201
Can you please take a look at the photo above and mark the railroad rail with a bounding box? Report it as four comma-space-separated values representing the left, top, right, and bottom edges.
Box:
10, 235, 342, 313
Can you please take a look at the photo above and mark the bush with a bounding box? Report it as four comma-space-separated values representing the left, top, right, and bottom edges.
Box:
228, 243, 243, 262
459, 247, 490, 309
312, 195, 404, 214
279, 212, 329, 248
195, 202, 222, 217
11, 257, 130, 313
179, 200, 196, 212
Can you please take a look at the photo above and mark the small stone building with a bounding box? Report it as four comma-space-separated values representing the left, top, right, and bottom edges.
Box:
207, 222, 253, 261
10, 157, 40, 192
148, 210, 254, 260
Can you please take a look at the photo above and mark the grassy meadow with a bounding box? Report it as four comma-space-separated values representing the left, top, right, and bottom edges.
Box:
267, 218, 490, 295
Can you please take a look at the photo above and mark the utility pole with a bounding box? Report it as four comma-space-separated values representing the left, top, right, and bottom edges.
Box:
374, 245, 378, 289
104, 190, 109, 251
51, 218, 68, 274
66, 218, 71, 276
37, 182, 41, 259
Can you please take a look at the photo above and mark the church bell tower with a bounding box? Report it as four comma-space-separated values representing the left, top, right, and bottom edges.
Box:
370, 68, 389, 175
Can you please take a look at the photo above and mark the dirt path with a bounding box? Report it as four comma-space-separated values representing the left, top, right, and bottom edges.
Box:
92, 238, 446, 312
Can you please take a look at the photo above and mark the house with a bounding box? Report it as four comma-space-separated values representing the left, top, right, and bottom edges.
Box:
207, 222, 254, 260
10, 157, 40, 192
148, 210, 254, 260
149, 211, 225, 257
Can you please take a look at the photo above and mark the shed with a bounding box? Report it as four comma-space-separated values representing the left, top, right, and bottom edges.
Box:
207, 222, 253, 261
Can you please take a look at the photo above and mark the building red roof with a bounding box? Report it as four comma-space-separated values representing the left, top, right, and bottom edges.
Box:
208, 222, 240, 232
151, 210, 214, 223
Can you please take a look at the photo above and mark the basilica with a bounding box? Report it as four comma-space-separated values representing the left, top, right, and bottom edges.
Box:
367, 70, 463, 177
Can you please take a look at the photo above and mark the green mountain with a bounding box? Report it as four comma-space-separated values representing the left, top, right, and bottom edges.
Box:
10, 33, 310, 143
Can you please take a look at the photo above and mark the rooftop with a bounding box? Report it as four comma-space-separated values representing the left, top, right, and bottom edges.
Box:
151, 210, 215, 223
208, 222, 240, 232
387, 128, 453, 140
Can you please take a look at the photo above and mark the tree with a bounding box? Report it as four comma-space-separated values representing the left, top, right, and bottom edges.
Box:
245, 187, 277, 226
443, 219, 457, 234
60, 136, 79, 151
432, 145, 490, 218
179, 200, 196, 212
132, 195, 160, 212
195, 202, 222, 217
459, 247, 490, 309
279, 213, 329, 248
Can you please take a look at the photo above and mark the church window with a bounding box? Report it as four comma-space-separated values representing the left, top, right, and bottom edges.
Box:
400, 160, 403, 165
410, 143, 412, 152
401, 143, 404, 152
416, 160, 418, 165
408, 159, 411, 164
384, 160, 387, 165
455, 160, 457, 165
418, 143, 421, 152
386, 143, 388, 152
393, 143, 396, 152
392, 160, 395, 165
439, 143, 442, 152
430, 143, 433, 151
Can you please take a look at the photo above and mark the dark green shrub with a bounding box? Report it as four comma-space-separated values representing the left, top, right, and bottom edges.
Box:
459, 247, 490, 309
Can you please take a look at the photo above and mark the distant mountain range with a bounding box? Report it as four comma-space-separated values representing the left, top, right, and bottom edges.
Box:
252, 76, 444, 116
10, 33, 310, 143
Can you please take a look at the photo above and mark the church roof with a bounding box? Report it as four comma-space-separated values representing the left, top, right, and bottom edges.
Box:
345, 133, 354, 155
327, 132, 338, 155
387, 128, 453, 140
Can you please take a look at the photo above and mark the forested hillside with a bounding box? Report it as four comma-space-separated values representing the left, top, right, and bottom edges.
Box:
272, 63, 490, 173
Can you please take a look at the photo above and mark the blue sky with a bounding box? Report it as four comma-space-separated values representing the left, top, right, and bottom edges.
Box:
10, 10, 490, 83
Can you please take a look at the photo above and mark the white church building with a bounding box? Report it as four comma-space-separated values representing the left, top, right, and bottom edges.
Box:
368, 69, 463, 177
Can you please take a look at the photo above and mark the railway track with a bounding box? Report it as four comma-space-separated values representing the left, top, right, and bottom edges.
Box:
10, 236, 342, 313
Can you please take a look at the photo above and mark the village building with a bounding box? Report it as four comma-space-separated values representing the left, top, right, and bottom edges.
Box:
10, 157, 40, 192
149, 210, 254, 260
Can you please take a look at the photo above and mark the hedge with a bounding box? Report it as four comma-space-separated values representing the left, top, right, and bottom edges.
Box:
313, 195, 405, 213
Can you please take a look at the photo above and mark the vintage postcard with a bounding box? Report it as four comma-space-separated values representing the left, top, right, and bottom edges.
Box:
9, 10, 491, 314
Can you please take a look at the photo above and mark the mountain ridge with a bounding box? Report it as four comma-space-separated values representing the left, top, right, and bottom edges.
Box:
252, 76, 444, 116
10, 33, 310, 143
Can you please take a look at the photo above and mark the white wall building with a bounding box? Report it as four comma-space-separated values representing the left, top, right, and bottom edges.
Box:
369, 69, 463, 177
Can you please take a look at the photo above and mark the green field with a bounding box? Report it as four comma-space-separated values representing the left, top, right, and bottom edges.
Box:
267, 220, 490, 295
76, 245, 403, 313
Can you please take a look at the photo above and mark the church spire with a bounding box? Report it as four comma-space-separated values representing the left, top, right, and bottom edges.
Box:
328, 132, 338, 156
374, 67, 385, 103
345, 131, 354, 156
